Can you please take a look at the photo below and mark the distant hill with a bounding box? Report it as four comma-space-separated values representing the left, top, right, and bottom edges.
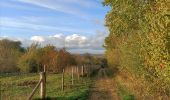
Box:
72, 53, 105, 58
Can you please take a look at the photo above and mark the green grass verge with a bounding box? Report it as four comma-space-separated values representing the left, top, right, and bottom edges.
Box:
116, 80, 135, 100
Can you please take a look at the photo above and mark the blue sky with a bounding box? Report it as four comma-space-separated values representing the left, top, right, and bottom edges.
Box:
0, 0, 109, 54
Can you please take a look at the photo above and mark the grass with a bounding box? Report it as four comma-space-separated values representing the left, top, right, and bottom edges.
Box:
117, 84, 135, 100
0, 73, 91, 100
113, 75, 135, 100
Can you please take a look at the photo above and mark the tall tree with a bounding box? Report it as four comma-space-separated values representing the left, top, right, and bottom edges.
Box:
18, 43, 39, 73
0, 39, 24, 73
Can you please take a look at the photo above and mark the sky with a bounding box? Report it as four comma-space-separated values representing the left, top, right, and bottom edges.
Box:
0, 0, 109, 54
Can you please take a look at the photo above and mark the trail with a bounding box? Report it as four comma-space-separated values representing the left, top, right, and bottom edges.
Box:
88, 68, 120, 100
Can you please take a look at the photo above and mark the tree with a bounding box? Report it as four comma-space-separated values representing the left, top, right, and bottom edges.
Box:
55, 48, 76, 72
18, 43, 39, 73
18, 44, 76, 73
0, 39, 24, 73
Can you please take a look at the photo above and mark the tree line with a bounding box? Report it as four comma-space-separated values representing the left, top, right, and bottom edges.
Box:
0, 39, 104, 73
103, 0, 169, 98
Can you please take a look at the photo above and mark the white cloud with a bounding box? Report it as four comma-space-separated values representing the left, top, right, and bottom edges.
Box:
1, 32, 107, 54
50, 33, 64, 39
28, 32, 106, 51
30, 36, 45, 42
65, 34, 87, 44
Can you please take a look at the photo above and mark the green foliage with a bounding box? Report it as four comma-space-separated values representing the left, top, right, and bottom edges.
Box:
0, 39, 24, 73
18, 44, 39, 73
104, 0, 170, 97
18, 44, 76, 73
0, 39, 103, 74
74, 53, 105, 66
117, 84, 135, 100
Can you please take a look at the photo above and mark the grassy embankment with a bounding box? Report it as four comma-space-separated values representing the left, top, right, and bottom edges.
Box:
107, 68, 136, 100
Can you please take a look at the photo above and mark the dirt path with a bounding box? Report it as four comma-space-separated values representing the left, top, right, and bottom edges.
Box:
88, 68, 120, 100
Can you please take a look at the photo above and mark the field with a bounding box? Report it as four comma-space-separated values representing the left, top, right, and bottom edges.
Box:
0, 73, 91, 100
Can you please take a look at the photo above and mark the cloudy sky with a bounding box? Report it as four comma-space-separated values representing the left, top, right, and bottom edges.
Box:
0, 0, 109, 54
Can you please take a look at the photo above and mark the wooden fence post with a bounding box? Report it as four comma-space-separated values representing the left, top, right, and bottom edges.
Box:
81, 65, 84, 77
0, 81, 1, 100
87, 66, 89, 77
72, 67, 74, 85
27, 66, 47, 100
40, 72, 46, 99
62, 69, 64, 91
27, 79, 42, 100
77, 67, 79, 80
44, 65, 46, 83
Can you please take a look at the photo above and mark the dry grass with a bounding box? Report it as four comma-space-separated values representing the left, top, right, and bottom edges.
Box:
115, 70, 170, 100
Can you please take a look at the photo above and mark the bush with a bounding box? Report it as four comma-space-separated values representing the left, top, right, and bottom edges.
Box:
103, 0, 170, 98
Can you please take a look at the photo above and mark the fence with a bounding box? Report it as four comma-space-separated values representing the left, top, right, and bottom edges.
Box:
0, 65, 100, 100
0, 73, 39, 100
27, 65, 46, 100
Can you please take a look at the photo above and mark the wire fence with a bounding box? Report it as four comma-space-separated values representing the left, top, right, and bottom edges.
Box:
0, 73, 40, 100
0, 65, 100, 100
